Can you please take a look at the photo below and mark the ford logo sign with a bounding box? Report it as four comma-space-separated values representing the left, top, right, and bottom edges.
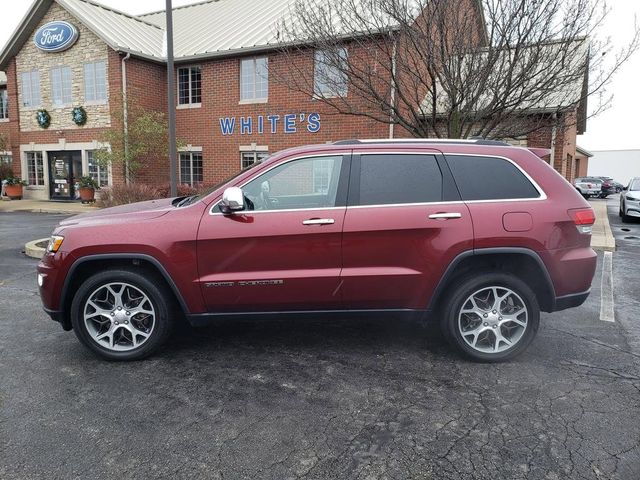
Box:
33, 21, 79, 53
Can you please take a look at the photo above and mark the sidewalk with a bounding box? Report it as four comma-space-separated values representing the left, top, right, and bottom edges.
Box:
589, 198, 616, 252
0, 198, 98, 215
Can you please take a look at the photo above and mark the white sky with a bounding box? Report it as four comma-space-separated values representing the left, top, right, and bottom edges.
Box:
1, 0, 639, 151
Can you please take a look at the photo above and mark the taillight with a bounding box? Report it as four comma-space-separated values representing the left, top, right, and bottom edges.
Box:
568, 208, 595, 234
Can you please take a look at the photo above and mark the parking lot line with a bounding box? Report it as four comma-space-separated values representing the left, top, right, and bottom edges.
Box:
600, 251, 615, 322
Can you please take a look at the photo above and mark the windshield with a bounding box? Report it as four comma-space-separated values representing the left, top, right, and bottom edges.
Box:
191, 160, 265, 202
630, 179, 640, 191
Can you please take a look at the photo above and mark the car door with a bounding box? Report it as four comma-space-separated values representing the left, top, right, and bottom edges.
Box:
341, 150, 473, 310
197, 153, 350, 312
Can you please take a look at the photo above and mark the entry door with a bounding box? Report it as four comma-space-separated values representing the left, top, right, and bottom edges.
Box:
341, 152, 474, 310
196, 154, 350, 312
49, 151, 82, 200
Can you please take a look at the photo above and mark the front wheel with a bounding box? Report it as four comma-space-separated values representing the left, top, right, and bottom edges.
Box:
71, 269, 173, 360
440, 273, 540, 362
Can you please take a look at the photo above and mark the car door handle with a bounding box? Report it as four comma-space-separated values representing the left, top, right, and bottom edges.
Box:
428, 212, 462, 220
303, 218, 335, 225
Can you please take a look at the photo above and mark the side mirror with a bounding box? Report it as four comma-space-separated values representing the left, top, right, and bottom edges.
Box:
623, 186, 628, 191
220, 187, 245, 214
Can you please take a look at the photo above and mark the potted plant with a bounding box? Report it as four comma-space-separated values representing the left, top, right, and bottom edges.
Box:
4, 176, 28, 200
78, 176, 100, 203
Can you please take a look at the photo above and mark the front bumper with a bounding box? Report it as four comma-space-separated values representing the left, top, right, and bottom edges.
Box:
43, 307, 72, 331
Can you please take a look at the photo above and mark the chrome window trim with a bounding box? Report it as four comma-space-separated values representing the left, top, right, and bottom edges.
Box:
208, 150, 546, 216
208, 152, 350, 216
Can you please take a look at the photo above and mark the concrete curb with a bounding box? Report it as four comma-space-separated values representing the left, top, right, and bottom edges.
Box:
589, 200, 616, 252
25, 238, 48, 259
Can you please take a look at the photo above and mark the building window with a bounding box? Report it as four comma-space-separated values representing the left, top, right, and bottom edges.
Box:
21, 71, 41, 108
241, 150, 269, 170
0, 88, 8, 120
312, 157, 336, 194
314, 48, 348, 98
178, 67, 202, 105
240, 57, 268, 102
84, 61, 107, 103
0, 154, 11, 165
180, 152, 203, 186
27, 152, 44, 186
87, 151, 109, 187
51, 66, 73, 106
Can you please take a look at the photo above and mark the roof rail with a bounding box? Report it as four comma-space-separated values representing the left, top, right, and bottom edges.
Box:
333, 138, 511, 146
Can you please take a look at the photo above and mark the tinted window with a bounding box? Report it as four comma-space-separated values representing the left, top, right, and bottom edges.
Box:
358, 154, 442, 205
447, 155, 540, 201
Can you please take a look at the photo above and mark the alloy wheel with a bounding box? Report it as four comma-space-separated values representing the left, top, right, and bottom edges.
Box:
458, 286, 528, 354
83, 282, 156, 351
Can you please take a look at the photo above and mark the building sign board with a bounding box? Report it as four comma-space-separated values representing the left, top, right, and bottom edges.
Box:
219, 113, 321, 136
33, 21, 79, 53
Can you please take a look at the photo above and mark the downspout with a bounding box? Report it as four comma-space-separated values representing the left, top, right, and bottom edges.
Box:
121, 52, 131, 184
549, 113, 557, 170
389, 33, 398, 139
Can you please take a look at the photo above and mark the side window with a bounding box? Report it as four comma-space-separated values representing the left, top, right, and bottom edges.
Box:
446, 155, 540, 201
357, 154, 443, 206
242, 155, 343, 211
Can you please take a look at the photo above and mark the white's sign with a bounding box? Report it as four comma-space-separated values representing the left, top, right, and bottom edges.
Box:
33, 21, 79, 53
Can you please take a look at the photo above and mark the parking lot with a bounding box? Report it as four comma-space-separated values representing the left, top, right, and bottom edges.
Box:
1, 197, 639, 479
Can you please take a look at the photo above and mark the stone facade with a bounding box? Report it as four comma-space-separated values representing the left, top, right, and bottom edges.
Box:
15, 3, 110, 132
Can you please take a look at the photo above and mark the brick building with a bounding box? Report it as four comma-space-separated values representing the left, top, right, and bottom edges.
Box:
0, 0, 587, 201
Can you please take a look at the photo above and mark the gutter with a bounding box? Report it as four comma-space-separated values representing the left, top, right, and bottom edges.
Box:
121, 52, 131, 184
549, 113, 557, 168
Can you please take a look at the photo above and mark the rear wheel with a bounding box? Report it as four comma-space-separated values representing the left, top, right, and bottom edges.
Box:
71, 269, 173, 361
440, 273, 540, 362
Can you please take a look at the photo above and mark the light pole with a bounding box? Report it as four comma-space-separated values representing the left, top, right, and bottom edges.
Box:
166, 0, 177, 197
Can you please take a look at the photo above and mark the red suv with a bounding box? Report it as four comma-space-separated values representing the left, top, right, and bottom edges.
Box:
38, 140, 597, 362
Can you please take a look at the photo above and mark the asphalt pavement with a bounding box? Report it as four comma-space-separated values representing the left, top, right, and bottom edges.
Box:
1, 205, 639, 480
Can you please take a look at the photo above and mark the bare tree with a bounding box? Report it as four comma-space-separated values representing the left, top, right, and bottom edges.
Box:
275, 0, 640, 139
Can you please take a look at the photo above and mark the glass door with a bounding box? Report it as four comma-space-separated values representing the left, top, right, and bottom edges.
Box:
48, 151, 81, 200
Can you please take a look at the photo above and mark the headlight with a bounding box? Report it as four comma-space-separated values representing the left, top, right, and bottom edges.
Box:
47, 235, 64, 253
626, 195, 639, 201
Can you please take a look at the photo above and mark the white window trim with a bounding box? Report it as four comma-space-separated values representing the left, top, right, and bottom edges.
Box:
0, 88, 8, 121
83, 61, 108, 106
177, 65, 202, 108
21, 71, 41, 110
179, 149, 203, 186
239, 144, 269, 152
313, 47, 349, 99
239, 56, 268, 104
50, 65, 73, 108
85, 150, 112, 187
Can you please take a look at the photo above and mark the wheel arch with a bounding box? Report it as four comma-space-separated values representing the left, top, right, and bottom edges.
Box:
428, 248, 556, 314
60, 254, 189, 329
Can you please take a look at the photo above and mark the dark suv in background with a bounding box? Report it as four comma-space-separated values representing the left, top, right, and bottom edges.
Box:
38, 139, 597, 362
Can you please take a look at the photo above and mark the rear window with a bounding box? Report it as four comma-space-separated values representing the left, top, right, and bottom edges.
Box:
446, 155, 540, 201
357, 154, 443, 205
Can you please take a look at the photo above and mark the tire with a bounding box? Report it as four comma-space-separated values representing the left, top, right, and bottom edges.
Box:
440, 273, 540, 362
621, 202, 631, 222
582, 194, 590, 200
71, 269, 173, 361
619, 204, 624, 218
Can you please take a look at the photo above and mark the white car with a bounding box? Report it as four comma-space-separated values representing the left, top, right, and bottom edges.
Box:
574, 177, 602, 199
620, 177, 640, 222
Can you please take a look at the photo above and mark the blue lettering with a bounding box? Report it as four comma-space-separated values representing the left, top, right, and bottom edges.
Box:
257, 115, 264, 134
307, 113, 321, 133
240, 117, 253, 135
284, 114, 296, 134
219, 117, 236, 135
267, 115, 280, 134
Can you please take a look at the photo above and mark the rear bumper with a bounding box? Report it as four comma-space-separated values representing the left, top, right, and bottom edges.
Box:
553, 289, 590, 312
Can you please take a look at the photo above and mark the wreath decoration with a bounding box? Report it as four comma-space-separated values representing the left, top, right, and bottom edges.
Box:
36, 109, 51, 129
72, 106, 87, 126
